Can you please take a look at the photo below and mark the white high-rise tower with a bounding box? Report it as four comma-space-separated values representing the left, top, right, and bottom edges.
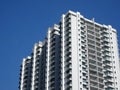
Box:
19, 10, 120, 90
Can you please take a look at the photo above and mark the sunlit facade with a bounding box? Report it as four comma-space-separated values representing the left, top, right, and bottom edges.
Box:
19, 10, 120, 90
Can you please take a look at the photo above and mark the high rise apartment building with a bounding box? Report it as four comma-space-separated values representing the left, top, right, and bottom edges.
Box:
19, 10, 120, 90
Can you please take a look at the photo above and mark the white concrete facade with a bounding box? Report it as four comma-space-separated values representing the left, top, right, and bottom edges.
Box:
19, 10, 120, 90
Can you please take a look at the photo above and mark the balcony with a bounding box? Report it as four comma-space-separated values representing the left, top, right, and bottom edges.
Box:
102, 49, 110, 53
99, 84, 104, 89
49, 66, 55, 73
82, 59, 87, 64
81, 39, 85, 44
90, 86, 98, 90
65, 60, 72, 68
104, 84, 114, 90
49, 55, 55, 60
89, 70, 97, 76
107, 79, 113, 83
103, 54, 111, 58
65, 14, 71, 21
64, 36, 71, 42
104, 73, 113, 78
65, 26, 71, 32
102, 45, 110, 50
104, 63, 112, 69
64, 34, 71, 40
104, 68, 112, 73
64, 63, 72, 71
102, 39, 109, 44
88, 39, 95, 45
65, 18, 71, 24
89, 64, 97, 70
64, 44, 71, 51
64, 30, 71, 36
64, 73, 72, 81
65, 47, 71, 53
49, 70, 55, 77
90, 81, 98, 88
82, 68, 87, 74
104, 72, 113, 78
104, 62, 112, 67
49, 60, 55, 67
98, 72, 103, 78
82, 64, 87, 68
65, 52, 71, 57
101, 29, 109, 34
65, 33, 71, 38
65, 23, 71, 29
104, 70, 112, 75
102, 33, 109, 38
105, 87, 114, 90
81, 25, 85, 30
103, 42, 110, 47
87, 29, 94, 35
83, 80, 88, 85
65, 40, 71, 46
81, 29, 85, 33
65, 82, 72, 90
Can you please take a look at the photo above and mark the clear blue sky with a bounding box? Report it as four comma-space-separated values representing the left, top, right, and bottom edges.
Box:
0, 0, 120, 90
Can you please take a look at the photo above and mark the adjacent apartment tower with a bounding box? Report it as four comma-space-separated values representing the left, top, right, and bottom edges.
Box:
19, 10, 120, 90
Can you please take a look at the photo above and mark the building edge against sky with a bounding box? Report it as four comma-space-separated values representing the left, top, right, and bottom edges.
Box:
19, 10, 120, 90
